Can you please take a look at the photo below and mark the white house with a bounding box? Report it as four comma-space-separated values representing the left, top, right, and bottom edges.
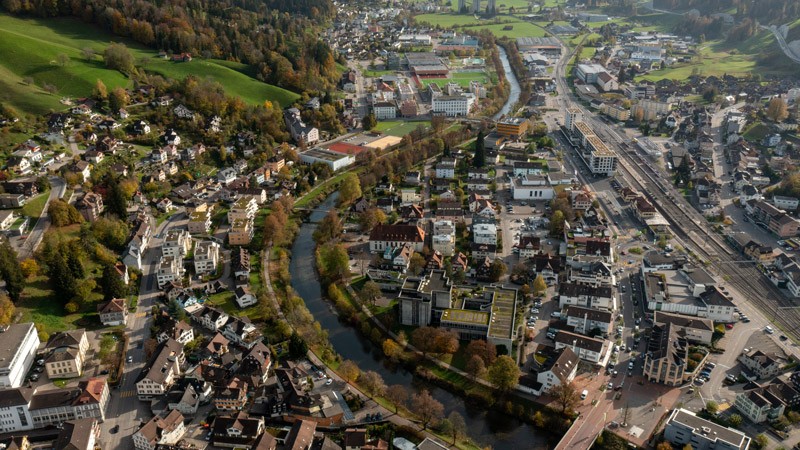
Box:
193, 241, 220, 275
235, 286, 257, 308
472, 223, 497, 245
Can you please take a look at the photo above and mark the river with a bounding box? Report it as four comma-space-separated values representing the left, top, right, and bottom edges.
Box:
494, 45, 522, 120
290, 194, 550, 448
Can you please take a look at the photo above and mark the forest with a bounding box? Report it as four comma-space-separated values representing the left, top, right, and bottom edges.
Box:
0, 0, 341, 93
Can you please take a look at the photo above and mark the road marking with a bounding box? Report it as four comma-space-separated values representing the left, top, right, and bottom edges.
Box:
136, 312, 147, 318
120, 390, 137, 398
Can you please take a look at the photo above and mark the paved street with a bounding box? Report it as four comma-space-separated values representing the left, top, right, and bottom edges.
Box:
101, 211, 186, 449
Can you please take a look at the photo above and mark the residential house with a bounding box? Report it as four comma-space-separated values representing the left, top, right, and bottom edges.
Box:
229, 219, 254, 246
214, 379, 248, 412
133, 410, 186, 450
44, 330, 89, 379
211, 412, 265, 449
553, 330, 608, 364
76, 193, 104, 222
191, 306, 230, 331
136, 339, 184, 400
194, 241, 221, 275
157, 319, 195, 346
157, 256, 185, 288
188, 205, 213, 235
235, 286, 257, 309
162, 229, 192, 258
565, 306, 613, 336
97, 298, 128, 326
53, 418, 101, 450
28, 378, 110, 427
739, 350, 783, 380
534, 347, 580, 395
653, 311, 713, 345
222, 318, 263, 349
558, 283, 614, 310
734, 384, 786, 424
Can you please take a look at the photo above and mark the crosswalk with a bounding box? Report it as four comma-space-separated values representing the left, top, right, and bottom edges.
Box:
135, 312, 147, 318
119, 390, 137, 398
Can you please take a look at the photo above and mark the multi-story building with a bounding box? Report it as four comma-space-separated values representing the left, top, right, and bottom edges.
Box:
558, 283, 614, 310
397, 270, 452, 326
664, 408, 751, 450
472, 223, 497, 245
157, 256, 185, 288
194, 241, 220, 275
0, 388, 34, 433
734, 385, 786, 424
534, 347, 579, 394
585, 136, 618, 176
553, 330, 608, 364
228, 219, 254, 246
511, 175, 556, 200
44, 330, 89, 379
227, 196, 259, 223
222, 318, 263, 349
77, 192, 104, 223
28, 378, 110, 427
191, 306, 230, 331
211, 412, 265, 448
161, 229, 192, 258
747, 199, 800, 238
0, 323, 40, 388
187, 206, 213, 235
643, 322, 688, 386
739, 350, 783, 380
431, 220, 455, 257
372, 102, 397, 120
133, 410, 186, 450
653, 311, 713, 345
432, 94, 475, 117
136, 339, 184, 400
369, 224, 425, 253
283, 108, 319, 146
496, 117, 529, 138
97, 298, 128, 327
565, 306, 613, 336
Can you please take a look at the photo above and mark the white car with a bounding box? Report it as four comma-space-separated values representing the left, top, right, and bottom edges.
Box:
765, 326, 774, 334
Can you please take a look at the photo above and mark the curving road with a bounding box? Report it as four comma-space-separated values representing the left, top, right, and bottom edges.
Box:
16, 176, 66, 260
762, 24, 800, 65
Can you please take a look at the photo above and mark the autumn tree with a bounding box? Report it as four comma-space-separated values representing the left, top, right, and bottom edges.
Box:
655, 442, 673, 450
487, 355, 520, 392
448, 412, 467, 444
465, 355, 486, 377
766, 97, 789, 122
359, 208, 386, 232
103, 43, 135, 73
551, 381, 581, 415
49, 199, 83, 227
338, 360, 360, 382
362, 113, 377, 131
408, 253, 426, 275
550, 210, 566, 236
338, 173, 362, 205
313, 210, 342, 244
533, 274, 547, 295
411, 390, 444, 429
93, 79, 108, 101
489, 259, 507, 282
0, 294, 15, 326
358, 281, 382, 306
109, 86, 130, 112
316, 243, 350, 284
359, 370, 386, 397
19, 258, 39, 278
385, 384, 409, 412
382, 339, 404, 362
466, 340, 497, 366
433, 329, 459, 355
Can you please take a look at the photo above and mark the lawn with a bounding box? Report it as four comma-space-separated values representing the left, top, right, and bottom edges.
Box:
414, 14, 547, 38
21, 191, 49, 219
17, 275, 98, 336
0, 15, 298, 114
372, 120, 430, 137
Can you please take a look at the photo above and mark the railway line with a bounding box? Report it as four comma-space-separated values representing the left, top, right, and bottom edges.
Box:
549, 35, 800, 339
596, 123, 800, 339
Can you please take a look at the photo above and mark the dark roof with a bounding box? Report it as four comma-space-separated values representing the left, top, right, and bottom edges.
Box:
565, 305, 612, 323
558, 282, 612, 299
654, 311, 713, 331
0, 388, 33, 408
554, 330, 605, 353
53, 418, 97, 450
541, 347, 579, 382
369, 224, 425, 242
285, 419, 317, 450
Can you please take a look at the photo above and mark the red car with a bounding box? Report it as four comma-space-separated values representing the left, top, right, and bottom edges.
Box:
725, 323, 734, 329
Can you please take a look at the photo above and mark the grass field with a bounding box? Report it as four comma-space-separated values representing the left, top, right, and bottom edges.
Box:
421, 70, 489, 89
372, 120, 430, 137
414, 14, 547, 39
21, 191, 49, 218
0, 15, 298, 114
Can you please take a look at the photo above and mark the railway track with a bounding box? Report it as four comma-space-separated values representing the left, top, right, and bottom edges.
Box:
595, 124, 800, 338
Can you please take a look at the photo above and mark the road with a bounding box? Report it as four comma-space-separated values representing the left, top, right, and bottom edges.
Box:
15, 177, 66, 260
101, 211, 186, 449
762, 24, 800, 65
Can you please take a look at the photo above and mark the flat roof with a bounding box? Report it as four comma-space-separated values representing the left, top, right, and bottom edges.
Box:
301, 148, 352, 162
0, 323, 35, 370
441, 309, 490, 326
586, 135, 614, 156
668, 409, 750, 449
487, 287, 517, 340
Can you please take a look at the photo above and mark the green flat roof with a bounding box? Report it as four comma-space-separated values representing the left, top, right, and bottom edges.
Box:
441, 309, 490, 326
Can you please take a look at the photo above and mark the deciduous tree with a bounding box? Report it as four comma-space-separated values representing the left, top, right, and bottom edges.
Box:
385, 384, 408, 412
465, 354, 486, 377
103, 43, 135, 73
766, 97, 789, 122
101, 263, 127, 301
338, 173, 362, 206
533, 274, 547, 295
487, 355, 520, 392
448, 412, 467, 444
338, 360, 360, 382
0, 294, 15, 326
359, 370, 386, 397
551, 381, 580, 415
411, 390, 444, 429
359, 281, 382, 306
466, 339, 497, 366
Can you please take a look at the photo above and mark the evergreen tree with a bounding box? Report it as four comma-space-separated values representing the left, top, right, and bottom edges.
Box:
101, 264, 127, 301
474, 130, 486, 168
105, 176, 129, 219
0, 240, 24, 302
